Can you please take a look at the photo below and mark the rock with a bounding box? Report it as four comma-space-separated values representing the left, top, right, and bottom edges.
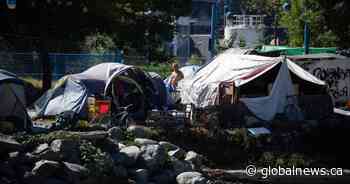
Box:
49, 139, 79, 163
134, 169, 149, 184
134, 138, 158, 146
70, 131, 108, 140
63, 162, 89, 184
113, 165, 128, 178
185, 151, 203, 169
0, 133, 23, 153
0, 162, 16, 177
117, 146, 141, 167
33, 143, 49, 155
118, 143, 126, 149
43, 178, 68, 184
168, 148, 186, 160
176, 172, 207, 184
32, 160, 61, 177
152, 170, 176, 184
8, 152, 39, 165
171, 158, 193, 176
127, 125, 153, 138
103, 138, 119, 154
139, 145, 167, 172
108, 127, 124, 140
159, 141, 179, 151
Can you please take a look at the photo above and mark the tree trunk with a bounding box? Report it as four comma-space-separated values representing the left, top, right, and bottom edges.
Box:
39, 3, 51, 92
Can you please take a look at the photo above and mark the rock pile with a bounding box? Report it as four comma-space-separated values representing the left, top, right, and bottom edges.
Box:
0, 125, 209, 184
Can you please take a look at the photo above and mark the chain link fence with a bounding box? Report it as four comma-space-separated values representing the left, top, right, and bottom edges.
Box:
0, 52, 149, 79
0, 51, 205, 86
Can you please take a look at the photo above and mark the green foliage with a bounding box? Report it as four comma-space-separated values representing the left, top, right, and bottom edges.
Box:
83, 32, 116, 54
239, 35, 247, 48
188, 55, 202, 65
16, 131, 80, 147
258, 152, 308, 168
139, 63, 172, 79
79, 140, 116, 177
120, 131, 136, 146
239, 0, 348, 47
240, 0, 281, 15
278, 0, 336, 47
14, 0, 191, 54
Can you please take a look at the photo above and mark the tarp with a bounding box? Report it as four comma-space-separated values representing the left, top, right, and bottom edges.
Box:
33, 63, 155, 118
257, 45, 336, 56
148, 72, 167, 109
181, 49, 326, 121
0, 69, 31, 131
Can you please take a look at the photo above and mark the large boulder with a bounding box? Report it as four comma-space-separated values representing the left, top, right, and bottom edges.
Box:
102, 138, 120, 154
139, 145, 167, 173
108, 127, 124, 140
159, 141, 179, 151
171, 158, 193, 176
152, 170, 176, 184
112, 165, 128, 178
116, 146, 141, 167
8, 152, 39, 165
32, 160, 62, 177
33, 143, 49, 155
0, 134, 23, 154
49, 139, 80, 163
127, 125, 153, 138
129, 168, 149, 184
62, 162, 89, 184
185, 151, 203, 170
0, 162, 16, 178
176, 172, 207, 184
134, 138, 158, 146
168, 148, 186, 160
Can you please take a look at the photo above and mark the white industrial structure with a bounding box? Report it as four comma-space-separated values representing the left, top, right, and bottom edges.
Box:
224, 14, 265, 48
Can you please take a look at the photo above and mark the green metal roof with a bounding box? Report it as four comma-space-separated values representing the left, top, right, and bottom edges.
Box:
257, 45, 337, 56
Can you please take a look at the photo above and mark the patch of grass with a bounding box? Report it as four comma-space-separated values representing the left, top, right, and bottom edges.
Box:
138, 62, 172, 79
21, 77, 58, 89
15, 131, 81, 147
79, 140, 116, 177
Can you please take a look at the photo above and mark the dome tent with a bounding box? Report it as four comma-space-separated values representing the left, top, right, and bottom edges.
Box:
33, 63, 155, 119
0, 69, 32, 131
181, 49, 330, 121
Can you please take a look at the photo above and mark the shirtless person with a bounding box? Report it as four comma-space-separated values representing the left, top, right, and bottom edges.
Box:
169, 63, 184, 90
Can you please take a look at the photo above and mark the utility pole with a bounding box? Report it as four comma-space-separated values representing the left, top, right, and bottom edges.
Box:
210, 0, 219, 57
303, 0, 310, 54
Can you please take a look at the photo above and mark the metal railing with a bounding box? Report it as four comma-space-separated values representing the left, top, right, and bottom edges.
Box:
226, 15, 265, 27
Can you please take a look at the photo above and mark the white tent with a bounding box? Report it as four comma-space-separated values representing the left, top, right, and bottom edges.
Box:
181, 49, 327, 121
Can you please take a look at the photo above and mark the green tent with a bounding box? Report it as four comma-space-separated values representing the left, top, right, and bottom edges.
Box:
256, 45, 336, 56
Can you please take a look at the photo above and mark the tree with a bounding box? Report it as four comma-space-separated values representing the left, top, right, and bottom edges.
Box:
235, 0, 344, 47
317, 0, 350, 48
2, 0, 191, 91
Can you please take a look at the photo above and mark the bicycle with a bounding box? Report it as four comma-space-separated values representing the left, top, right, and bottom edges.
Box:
111, 104, 134, 129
